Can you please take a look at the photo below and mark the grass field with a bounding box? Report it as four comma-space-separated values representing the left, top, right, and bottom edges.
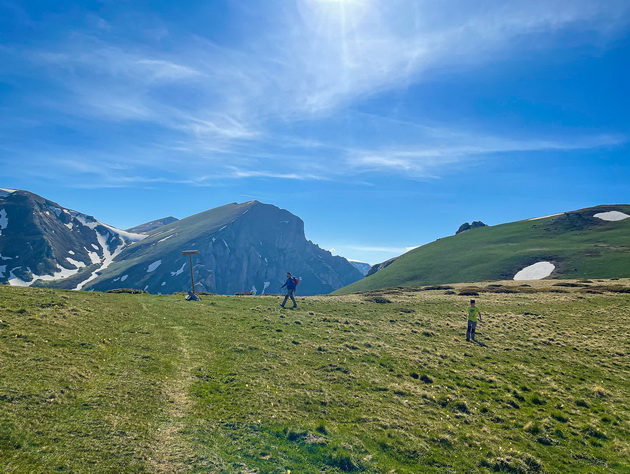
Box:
1, 281, 629, 472
336, 205, 630, 295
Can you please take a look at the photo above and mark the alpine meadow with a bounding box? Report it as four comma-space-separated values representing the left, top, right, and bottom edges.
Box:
1, 281, 629, 472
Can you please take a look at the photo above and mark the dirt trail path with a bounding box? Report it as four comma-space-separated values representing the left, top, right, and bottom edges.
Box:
150, 325, 195, 472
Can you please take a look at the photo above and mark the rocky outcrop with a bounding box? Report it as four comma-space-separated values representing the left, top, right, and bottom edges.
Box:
456, 221, 487, 234
366, 257, 399, 277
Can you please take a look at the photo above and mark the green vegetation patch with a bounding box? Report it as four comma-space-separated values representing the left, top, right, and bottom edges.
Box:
1, 283, 629, 472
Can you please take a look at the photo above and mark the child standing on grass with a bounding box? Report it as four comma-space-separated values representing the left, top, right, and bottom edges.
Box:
466, 299, 482, 342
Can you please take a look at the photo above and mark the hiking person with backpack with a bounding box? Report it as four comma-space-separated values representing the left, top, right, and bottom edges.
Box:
280, 272, 299, 309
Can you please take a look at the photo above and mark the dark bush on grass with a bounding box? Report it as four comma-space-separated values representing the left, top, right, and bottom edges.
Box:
326, 449, 364, 472
286, 429, 307, 442
481, 451, 543, 473
366, 296, 392, 304
583, 426, 608, 440
530, 394, 546, 405
459, 291, 479, 296
551, 412, 569, 423
315, 422, 328, 435
423, 285, 454, 291
420, 374, 433, 384
106, 288, 147, 294
453, 401, 470, 413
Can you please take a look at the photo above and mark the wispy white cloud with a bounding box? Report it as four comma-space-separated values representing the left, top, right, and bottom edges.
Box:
345, 133, 625, 176
3, 0, 629, 186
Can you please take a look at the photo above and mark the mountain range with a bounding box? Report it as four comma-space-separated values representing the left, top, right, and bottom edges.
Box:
0, 188, 145, 289
0, 189, 363, 295
3, 188, 629, 296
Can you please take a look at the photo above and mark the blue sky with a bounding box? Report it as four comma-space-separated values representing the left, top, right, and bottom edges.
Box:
1, 0, 629, 264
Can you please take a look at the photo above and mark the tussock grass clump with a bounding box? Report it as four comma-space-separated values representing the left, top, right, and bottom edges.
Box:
523, 421, 542, 434
591, 386, 610, 398
481, 450, 544, 473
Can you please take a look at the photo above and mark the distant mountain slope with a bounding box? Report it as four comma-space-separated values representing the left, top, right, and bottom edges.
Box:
65, 201, 363, 295
335, 204, 630, 294
348, 260, 371, 276
0, 189, 144, 288
127, 216, 179, 234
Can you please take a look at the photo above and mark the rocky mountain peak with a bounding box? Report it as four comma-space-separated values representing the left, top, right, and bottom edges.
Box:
456, 221, 488, 234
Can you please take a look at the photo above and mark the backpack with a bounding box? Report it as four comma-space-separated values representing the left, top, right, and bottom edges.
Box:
293, 277, 300, 286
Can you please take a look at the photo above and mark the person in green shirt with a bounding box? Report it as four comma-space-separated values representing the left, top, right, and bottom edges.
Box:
466, 299, 482, 342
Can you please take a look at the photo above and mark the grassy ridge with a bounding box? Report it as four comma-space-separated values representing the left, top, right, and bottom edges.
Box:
1, 283, 629, 472
335, 205, 630, 295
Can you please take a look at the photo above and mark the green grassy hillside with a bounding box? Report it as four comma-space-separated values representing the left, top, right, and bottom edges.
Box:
1, 282, 629, 472
336, 205, 630, 295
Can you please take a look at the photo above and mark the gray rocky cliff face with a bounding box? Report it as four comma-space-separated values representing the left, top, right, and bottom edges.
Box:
85, 201, 363, 295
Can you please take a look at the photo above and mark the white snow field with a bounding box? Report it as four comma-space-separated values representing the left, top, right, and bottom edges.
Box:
528, 213, 563, 221
0, 188, 17, 197
170, 262, 186, 277
593, 211, 629, 222
514, 262, 555, 280
147, 260, 162, 272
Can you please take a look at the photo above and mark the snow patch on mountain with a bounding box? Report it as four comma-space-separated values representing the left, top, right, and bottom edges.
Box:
158, 234, 175, 243
8, 267, 32, 286
170, 262, 186, 277
0, 209, 8, 235
0, 188, 17, 197
514, 262, 555, 280
593, 211, 629, 222
73, 214, 99, 230
147, 260, 162, 272
75, 231, 125, 290
7, 263, 84, 286
66, 257, 86, 269
528, 213, 563, 221
100, 223, 146, 242
84, 248, 101, 264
